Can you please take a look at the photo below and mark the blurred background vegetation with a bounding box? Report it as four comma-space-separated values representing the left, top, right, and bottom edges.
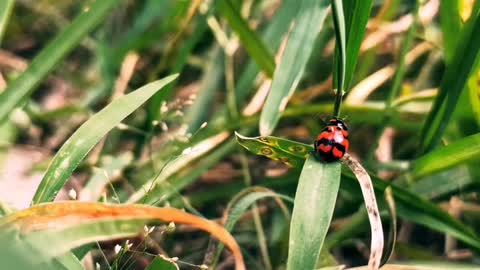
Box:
0, 0, 479, 269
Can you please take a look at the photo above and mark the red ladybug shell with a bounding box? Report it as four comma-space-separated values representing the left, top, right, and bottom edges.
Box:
313, 119, 349, 162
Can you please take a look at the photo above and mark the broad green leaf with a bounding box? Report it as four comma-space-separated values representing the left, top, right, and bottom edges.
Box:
237, 134, 480, 250
32, 75, 178, 204
0, 0, 14, 45
420, 11, 480, 153
440, 0, 462, 64
411, 133, 480, 181
342, 0, 373, 90
259, 0, 330, 135
145, 256, 179, 270
217, 0, 275, 78
287, 157, 341, 270
0, 202, 246, 270
0, 0, 120, 124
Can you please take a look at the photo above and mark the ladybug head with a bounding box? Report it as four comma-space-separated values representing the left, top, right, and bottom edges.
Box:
328, 118, 348, 130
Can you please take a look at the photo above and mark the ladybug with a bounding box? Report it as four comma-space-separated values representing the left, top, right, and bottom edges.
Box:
313, 118, 349, 162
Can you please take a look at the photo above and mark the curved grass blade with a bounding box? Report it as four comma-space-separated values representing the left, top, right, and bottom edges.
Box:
343, 154, 383, 270
259, 0, 330, 135
0, 201, 245, 270
0, 0, 14, 45
420, 12, 480, 153
0, 0, 120, 124
236, 133, 480, 250
287, 157, 341, 270
32, 75, 178, 204
213, 187, 293, 266
411, 133, 480, 181
235, 132, 311, 168
217, 0, 275, 77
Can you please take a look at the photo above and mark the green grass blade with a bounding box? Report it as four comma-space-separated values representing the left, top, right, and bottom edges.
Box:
411, 133, 480, 181
235, 1, 300, 103
440, 0, 462, 64
259, 0, 330, 135
236, 133, 480, 250
342, 0, 373, 90
185, 47, 224, 133
32, 75, 178, 204
332, 0, 346, 117
0, 0, 14, 45
420, 12, 480, 153
287, 157, 341, 270
217, 0, 275, 78
0, 0, 120, 124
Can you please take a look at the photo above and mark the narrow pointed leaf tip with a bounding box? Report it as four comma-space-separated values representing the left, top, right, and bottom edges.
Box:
32, 74, 178, 205
259, 0, 330, 135
1, 202, 245, 270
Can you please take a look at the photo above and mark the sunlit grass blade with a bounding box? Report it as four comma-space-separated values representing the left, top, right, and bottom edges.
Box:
0, 0, 120, 124
32, 75, 178, 204
259, 0, 330, 135
0, 0, 14, 45
217, 0, 275, 78
420, 12, 480, 153
287, 157, 341, 270
411, 133, 480, 181
342, 0, 373, 90
1, 201, 246, 270
236, 133, 480, 249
